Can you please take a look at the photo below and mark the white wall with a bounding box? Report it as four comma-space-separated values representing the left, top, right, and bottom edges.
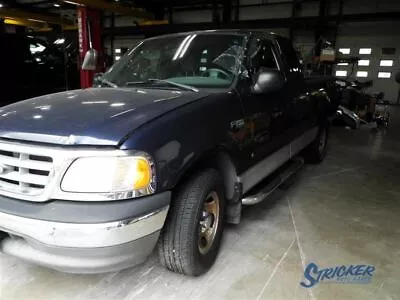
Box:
335, 21, 400, 103
173, 10, 213, 23
343, 0, 400, 14
238, 5, 291, 20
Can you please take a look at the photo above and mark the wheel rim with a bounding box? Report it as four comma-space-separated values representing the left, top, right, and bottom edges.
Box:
198, 191, 220, 255
318, 128, 327, 155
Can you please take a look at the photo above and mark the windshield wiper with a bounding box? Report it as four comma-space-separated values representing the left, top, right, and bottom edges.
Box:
98, 78, 118, 88
125, 79, 198, 92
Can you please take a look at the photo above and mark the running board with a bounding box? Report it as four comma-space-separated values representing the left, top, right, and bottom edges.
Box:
241, 157, 304, 206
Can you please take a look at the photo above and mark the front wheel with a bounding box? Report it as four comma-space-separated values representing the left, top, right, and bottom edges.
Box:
304, 123, 329, 164
158, 169, 225, 276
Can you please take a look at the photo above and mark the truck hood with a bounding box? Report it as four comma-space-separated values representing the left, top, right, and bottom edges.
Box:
0, 88, 207, 146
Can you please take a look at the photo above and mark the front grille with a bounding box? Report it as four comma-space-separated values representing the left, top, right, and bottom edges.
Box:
0, 147, 53, 197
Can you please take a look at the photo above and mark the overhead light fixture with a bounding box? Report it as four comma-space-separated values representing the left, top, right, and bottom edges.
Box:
53, 3, 61, 7
0, 4, 3, 8
28, 18, 47, 23
63, 0, 84, 6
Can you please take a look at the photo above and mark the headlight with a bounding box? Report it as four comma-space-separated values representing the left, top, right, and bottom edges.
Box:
61, 155, 155, 199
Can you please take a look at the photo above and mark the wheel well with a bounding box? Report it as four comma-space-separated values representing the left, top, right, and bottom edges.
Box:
173, 150, 239, 203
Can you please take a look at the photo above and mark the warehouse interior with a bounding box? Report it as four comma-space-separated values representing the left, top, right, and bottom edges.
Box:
0, 0, 400, 299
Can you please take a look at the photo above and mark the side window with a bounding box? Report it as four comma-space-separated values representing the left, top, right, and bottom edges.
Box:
277, 38, 300, 70
259, 43, 278, 69
248, 37, 278, 72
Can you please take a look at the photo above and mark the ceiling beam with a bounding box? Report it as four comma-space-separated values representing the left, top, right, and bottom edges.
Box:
4, 17, 48, 29
0, 8, 74, 26
62, 0, 154, 19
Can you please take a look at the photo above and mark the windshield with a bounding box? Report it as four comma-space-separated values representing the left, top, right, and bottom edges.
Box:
103, 33, 245, 89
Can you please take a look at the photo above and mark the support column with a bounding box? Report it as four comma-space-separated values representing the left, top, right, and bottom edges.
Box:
77, 6, 102, 89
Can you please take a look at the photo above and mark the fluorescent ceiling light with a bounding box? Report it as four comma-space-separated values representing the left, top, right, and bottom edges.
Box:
63, 0, 84, 6
337, 63, 349, 66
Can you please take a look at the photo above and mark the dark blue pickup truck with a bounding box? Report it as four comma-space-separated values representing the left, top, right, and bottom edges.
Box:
0, 30, 336, 276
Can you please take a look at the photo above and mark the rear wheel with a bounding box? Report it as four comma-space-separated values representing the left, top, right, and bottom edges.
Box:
304, 123, 329, 164
158, 169, 225, 276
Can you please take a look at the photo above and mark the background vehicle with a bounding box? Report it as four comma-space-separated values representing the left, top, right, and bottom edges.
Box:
0, 31, 335, 276
0, 33, 80, 106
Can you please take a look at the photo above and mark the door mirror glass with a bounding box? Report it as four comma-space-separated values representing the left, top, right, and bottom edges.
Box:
82, 49, 98, 71
92, 72, 104, 86
252, 68, 285, 94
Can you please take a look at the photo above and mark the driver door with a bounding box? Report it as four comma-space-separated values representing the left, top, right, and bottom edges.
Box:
237, 37, 290, 189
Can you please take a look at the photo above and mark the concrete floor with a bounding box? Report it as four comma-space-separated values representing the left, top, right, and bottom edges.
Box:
1, 108, 400, 300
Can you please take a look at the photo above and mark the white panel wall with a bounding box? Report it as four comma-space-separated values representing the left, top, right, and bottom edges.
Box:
239, 5, 291, 20
173, 10, 212, 23
103, 15, 137, 28
295, 1, 319, 17
335, 21, 400, 103
343, 0, 400, 14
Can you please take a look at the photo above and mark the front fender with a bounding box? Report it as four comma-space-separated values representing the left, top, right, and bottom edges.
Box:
119, 92, 245, 193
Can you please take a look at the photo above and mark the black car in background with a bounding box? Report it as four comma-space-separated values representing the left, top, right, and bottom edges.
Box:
0, 34, 80, 106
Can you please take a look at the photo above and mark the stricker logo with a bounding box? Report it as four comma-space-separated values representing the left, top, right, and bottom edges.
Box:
300, 263, 375, 288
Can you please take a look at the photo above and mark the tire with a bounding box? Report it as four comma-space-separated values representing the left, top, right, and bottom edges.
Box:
158, 169, 225, 276
304, 122, 329, 164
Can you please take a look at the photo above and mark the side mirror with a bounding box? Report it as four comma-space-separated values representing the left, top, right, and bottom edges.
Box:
395, 72, 400, 84
252, 68, 285, 94
92, 72, 104, 87
82, 48, 98, 71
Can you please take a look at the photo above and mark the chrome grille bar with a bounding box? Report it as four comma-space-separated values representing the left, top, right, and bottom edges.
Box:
0, 154, 52, 171
0, 146, 52, 197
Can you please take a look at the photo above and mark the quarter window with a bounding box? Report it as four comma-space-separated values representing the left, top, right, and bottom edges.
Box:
358, 60, 370, 66
378, 72, 391, 78
335, 70, 347, 77
359, 48, 372, 55
380, 60, 393, 67
338, 48, 351, 55
356, 71, 368, 78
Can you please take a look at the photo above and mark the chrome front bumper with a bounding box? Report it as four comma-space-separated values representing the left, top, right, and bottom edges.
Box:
0, 205, 169, 273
